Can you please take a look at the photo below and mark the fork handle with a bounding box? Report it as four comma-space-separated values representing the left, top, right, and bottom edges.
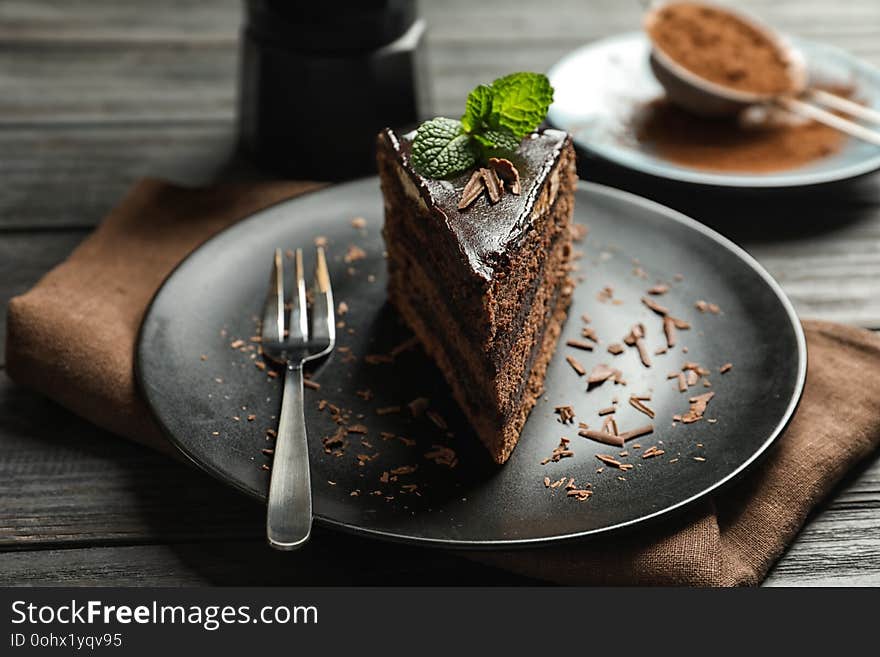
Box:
266, 364, 312, 550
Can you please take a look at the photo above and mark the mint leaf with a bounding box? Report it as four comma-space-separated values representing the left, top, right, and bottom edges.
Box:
461, 84, 493, 133
410, 117, 477, 179
487, 72, 554, 139
472, 128, 520, 153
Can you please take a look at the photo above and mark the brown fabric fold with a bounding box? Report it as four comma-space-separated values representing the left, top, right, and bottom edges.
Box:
6, 179, 880, 586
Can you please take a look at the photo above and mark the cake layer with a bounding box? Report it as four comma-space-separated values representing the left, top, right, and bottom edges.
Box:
386, 226, 572, 418
388, 256, 572, 463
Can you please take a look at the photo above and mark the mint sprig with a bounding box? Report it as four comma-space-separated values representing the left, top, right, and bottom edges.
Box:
410, 117, 477, 180
410, 72, 554, 179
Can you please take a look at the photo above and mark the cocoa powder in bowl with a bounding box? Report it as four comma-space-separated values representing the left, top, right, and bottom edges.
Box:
632, 87, 853, 173
647, 2, 797, 96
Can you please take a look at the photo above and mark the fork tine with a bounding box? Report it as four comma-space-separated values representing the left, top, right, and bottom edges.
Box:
261, 249, 284, 345
309, 246, 335, 345
288, 248, 309, 344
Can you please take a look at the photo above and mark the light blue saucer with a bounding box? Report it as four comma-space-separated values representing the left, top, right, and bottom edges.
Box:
547, 32, 880, 188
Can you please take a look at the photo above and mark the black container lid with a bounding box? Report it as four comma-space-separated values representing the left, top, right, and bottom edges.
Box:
245, 0, 417, 52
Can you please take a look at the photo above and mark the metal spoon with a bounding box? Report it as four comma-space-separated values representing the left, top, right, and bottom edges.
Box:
644, 1, 880, 146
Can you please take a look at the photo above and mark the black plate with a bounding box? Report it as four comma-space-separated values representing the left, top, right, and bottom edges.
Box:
137, 179, 806, 548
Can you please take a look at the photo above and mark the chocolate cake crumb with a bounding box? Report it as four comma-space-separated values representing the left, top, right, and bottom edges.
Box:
607, 343, 624, 355
571, 224, 589, 242
543, 476, 551, 488
648, 283, 669, 295
720, 363, 733, 374
581, 326, 599, 342
364, 353, 393, 365
351, 216, 367, 229
581, 313, 591, 324
337, 301, 349, 315
566, 355, 587, 376
344, 245, 367, 263
347, 424, 368, 434
356, 389, 373, 401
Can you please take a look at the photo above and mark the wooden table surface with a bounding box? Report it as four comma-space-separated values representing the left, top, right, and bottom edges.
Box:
1, 0, 878, 586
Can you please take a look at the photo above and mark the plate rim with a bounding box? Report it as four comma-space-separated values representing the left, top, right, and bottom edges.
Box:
547, 31, 880, 189
136, 178, 807, 549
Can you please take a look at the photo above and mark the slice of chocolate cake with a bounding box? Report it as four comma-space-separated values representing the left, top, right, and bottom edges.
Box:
377, 127, 577, 463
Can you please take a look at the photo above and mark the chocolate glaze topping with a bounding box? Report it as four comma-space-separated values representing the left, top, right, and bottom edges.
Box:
381, 127, 571, 281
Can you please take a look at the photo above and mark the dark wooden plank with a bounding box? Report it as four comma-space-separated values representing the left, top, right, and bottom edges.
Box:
0, 538, 533, 586
0, 0, 240, 45
0, 123, 236, 229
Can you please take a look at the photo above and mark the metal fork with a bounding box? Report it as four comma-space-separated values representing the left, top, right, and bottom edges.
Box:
260, 247, 335, 550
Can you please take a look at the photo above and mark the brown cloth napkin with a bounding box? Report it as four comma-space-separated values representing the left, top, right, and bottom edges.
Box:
6, 179, 880, 586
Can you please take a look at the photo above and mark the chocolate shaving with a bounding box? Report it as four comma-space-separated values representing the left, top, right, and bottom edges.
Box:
566, 355, 587, 376
680, 391, 715, 424
566, 339, 594, 351
554, 405, 576, 424
581, 327, 599, 342
595, 454, 623, 468
579, 428, 624, 447
641, 296, 669, 316
587, 363, 616, 385
619, 424, 654, 442
458, 170, 485, 210
607, 343, 624, 355
407, 397, 430, 417
488, 157, 521, 194
624, 323, 651, 367
647, 283, 669, 295
720, 362, 733, 374
541, 436, 575, 465
629, 396, 656, 419
480, 167, 504, 203
598, 406, 616, 416
677, 372, 688, 392
663, 316, 676, 348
